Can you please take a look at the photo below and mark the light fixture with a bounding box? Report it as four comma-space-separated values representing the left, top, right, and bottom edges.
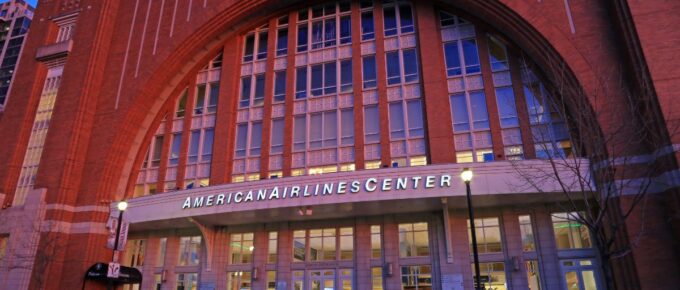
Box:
249, 245, 255, 251
117, 200, 128, 211
461, 168, 473, 182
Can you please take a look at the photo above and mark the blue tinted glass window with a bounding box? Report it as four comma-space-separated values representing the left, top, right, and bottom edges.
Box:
383, 6, 397, 36
363, 56, 377, 89
386, 52, 401, 85
240, 76, 252, 107
361, 11, 375, 40
297, 24, 308, 52
463, 39, 480, 74
444, 42, 462, 76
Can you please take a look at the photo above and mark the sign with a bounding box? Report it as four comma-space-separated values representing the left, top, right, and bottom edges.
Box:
85, 263, 143, 285
106, 214, 129, 250
107, 262, 120, 278
181, 174, 453, 209
442, 274, 464, 290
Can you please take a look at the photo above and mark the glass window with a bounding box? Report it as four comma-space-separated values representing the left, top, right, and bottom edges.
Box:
403, 49, 418, 82
473, 262, 507, 290
257, 31, 268, 60
178, 236, 201, 266
488, 35, 508, 71
243, 34, 255, 62
383, 6, 397, 36
339, 227, 354, 260
254, 74, 265, 106
386, 51, 401, 85
271, 119, 284, 154
267, 271, 276, 290
562, 259, 599, 290
450, 93, 470, 131
194, 84, 206, 115
361, 11, 375, 40
372, 267, 383, 290
371, 225, 381, 258
324, 62, 337, 95
552, 212, 591, 249
496, 87, 519, 127
311, 64, 323, 96
401, 266, 432, 290
296, 67, 307, 99
167, 133, 182, 166
407, 100, 424, 137
440, 11, 456, 27
526, 260, 542, 290
230, 233, 254, 264
240, 76, 252, 108
399, 4, 414, 33
202, 128, 214, 162
389, 102, 405, 139
364, 105, 380, 143
339, 15, 351, 44
362, 55, 377, 89
207, 83, 219, 113
235, 124, 248, 157
151, 135, 164, 167
273, 71, 286, 102
297, 23, 309, 52
470, 91, 490, 129
324, 18, 337, 47
444, 42, 462, 76
463, 39, 481, 74
124, 239, 146, 267
341, 109, 354, 145
250, 122, 263, 155
294, 116, 306, 151
399, 222, 429, 257
176, 273, 198, 290
277, 28, 288, 56
227, 271, 252, 290
340, 59, 353, 92
519, 215, 536, 251
310, 228, 336, 261
176, 90, 188, 118
293, 230, 306, 262
468, 218, 502, 253
188, 130, 200, 163
268, 232, 278, 263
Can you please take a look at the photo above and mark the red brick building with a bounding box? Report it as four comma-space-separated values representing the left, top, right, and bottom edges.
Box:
0, 0, 679, 289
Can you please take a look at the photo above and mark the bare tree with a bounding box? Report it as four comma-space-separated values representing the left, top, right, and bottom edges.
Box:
509, 56, 676, 290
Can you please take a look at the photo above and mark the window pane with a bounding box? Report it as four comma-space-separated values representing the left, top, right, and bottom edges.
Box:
188, 130, 200, 163
341, 109, 354, 145
195, 84, 206, 114
311, 64, 323, 96
364, 106, 380, 143
324, 18, 336, 47
294, 116, 306, 151
297, 24, 308, 52
310, 114, 323, 149
274, 71, 286, 102
402, 49, 418, 82
450, 94, 470, 131
444, 42, 462, 76
257, 31, 268, 59
389, 102, 405, 139
271, 119, 284, 154
386, 52, 401, 85
324, 62, 337, 95
362, 55, 377, 89
469, 91, 489, 129
340, 16, 351, 44
236, 124, 248, 157
250, 122, 263, 155
340, 60, 352, 92
202, 128, 214, 161
243, 34, 255, 61
254, 74, 265, 106
407, 100, 424, 137
383, 6, 397, 36
496, 87, 519, 127
463, 39, 480, 74
488, 36, 508, 71
323, 111, 337, 147
208, 83, 219, 113
277, 28, 288, 56
361, 11, 375, 40
240, 76, 252, 107
399, 4, 414, 33
169, 133, 182, 165
296, 67, 307, 99
312, 21, 323, 49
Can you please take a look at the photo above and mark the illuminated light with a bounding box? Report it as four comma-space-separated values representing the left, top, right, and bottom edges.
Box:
117, 201, 128, 211
461, 168, 473, 182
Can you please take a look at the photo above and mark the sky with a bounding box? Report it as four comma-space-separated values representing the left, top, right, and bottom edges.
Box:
25, 0, 38, 8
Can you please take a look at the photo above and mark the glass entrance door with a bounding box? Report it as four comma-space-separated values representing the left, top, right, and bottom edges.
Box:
310, 270, 335, 290
560, 259, 599, 290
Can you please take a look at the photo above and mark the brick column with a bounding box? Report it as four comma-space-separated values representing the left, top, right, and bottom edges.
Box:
382, 216, 401, 289
163, 236, 181, 290
177, 78, 198, 189
354, 218, 372, 288
213, 229, 230, 290
450, 210, 475, 290
275, 223, 292, 288
259, 18, 279, 179
350, 0, 366, 170
533, 209, 562, 290
414, 1, 456, 164
210, 38, 241, 184
476, 30, 505, 160
373, 0, 392, 167
282, 11, 298, 177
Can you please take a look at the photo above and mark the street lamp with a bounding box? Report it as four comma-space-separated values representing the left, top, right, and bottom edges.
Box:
461, 168, 482, 290
113, 201, 128, 256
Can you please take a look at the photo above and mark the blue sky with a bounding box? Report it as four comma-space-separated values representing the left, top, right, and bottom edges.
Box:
25, 0, 38, 7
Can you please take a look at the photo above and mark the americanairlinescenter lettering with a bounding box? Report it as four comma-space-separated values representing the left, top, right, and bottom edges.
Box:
182, 174, 452, 209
